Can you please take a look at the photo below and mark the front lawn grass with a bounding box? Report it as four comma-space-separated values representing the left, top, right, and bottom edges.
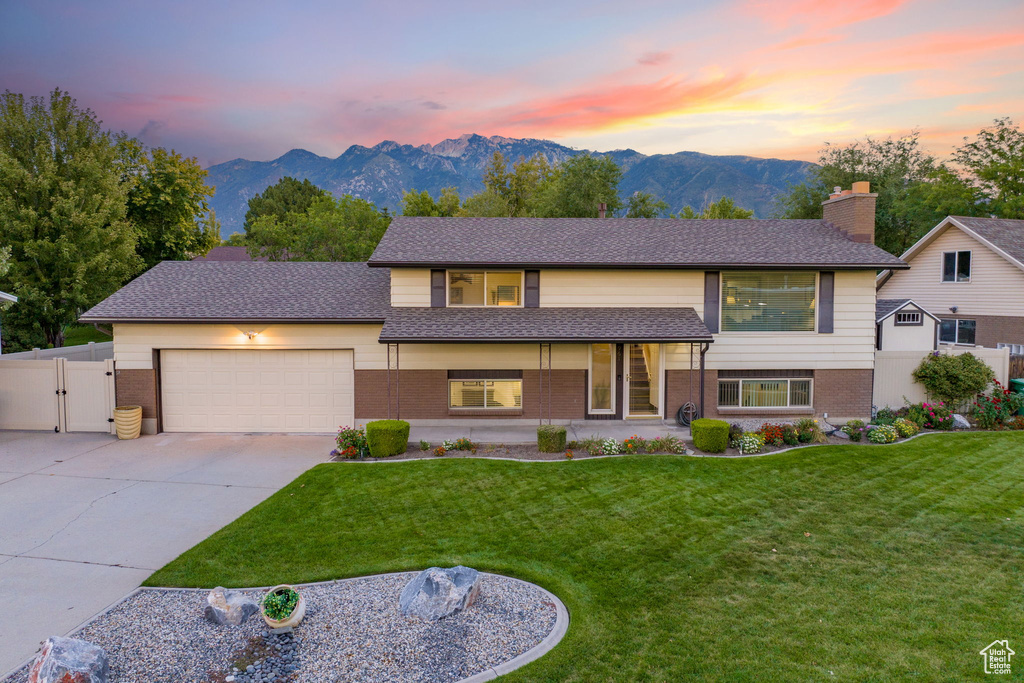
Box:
148, 432, 1024, 681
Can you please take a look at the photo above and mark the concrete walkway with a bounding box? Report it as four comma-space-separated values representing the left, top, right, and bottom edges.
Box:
407, 420, 690, 446
0, 430, 330, 678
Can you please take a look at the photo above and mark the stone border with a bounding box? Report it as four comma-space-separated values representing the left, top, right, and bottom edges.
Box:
332, 429, 963, 464
5, 572, 570, 683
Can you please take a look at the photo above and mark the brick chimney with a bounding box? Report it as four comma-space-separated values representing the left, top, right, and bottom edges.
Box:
598, 202, 607, 219
821, 181, 877, 243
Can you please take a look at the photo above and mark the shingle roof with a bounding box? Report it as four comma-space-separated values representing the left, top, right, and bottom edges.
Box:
79, 261, 390, 323
951, 217, 1024, 267
379, 306, 712, 343
876, 298, 911, 322
368, 217, 907, 269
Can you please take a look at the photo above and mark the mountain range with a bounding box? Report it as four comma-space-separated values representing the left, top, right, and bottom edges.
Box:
205, 134, 817, 236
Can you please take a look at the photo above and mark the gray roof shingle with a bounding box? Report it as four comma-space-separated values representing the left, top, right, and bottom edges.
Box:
80, 261, 390, 323
952, 217, 1024, 266
368, 217, 907, 269
379, 306, 712, 343
876, 298, 912, 322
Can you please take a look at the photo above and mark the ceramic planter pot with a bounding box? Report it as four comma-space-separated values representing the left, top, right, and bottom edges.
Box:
261, 584, 306, 629
113, 405, 142, 440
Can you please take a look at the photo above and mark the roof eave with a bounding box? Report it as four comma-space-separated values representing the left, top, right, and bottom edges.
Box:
377, 336, 714, 344
78, 316, 387, 325
369, 261, 908, 270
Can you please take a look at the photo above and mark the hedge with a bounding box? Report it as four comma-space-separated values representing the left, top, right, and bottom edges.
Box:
691, 418, 730, 453
537, 425, 567, 453
366, 420, 410, 458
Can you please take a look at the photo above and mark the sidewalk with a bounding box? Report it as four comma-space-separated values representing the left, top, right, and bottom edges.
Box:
407, 421, 690, 445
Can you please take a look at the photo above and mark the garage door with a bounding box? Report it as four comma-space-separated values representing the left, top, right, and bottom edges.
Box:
161, 349, 353, 433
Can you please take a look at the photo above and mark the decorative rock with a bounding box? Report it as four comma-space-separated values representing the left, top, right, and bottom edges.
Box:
952, 413, 971, 430
205, 586, 260, 626
399, 565, 482, 621
832, 428, 850, 439
28, 636, 108, 683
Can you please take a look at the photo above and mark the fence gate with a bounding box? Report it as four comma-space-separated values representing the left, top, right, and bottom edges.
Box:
0, 357, 115, 433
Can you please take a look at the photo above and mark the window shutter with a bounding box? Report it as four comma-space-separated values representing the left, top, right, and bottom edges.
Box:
703, 272, 720, 334
430, 269, 446, 307
818, 271, 834, 334
524, 270, 540, 308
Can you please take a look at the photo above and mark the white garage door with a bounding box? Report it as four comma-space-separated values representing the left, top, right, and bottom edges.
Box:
161, 349, 354, 433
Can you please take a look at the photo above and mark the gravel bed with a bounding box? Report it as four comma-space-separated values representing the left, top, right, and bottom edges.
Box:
5, 573, 558, 683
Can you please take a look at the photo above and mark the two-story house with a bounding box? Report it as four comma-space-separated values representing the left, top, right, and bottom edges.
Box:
80, 184, 905, 435
877, 216, 1024, 351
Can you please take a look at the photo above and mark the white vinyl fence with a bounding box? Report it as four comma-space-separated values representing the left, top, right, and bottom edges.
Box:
873, 346, 1011, 411
1, 340, 113, 361
0, 357, 116, 432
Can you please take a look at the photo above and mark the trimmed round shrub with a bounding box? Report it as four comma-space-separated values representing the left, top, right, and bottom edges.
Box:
691, 418, 730, 453
537, 425, 567, 453
365, 419, 410, 457
867, 424, 899, 444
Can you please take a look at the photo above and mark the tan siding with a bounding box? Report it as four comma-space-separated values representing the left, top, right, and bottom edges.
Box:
113, 323, 388, 370
667, 270, 877, 370
387, 343, 587, 370
539, 269, 705, 311
390, 268, 432, 307
878, 306, 937, 351
879, 224, 1024, 317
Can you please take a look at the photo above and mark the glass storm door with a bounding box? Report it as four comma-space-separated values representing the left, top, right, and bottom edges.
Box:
589, 343, 615, 414
625, 343, 661, 417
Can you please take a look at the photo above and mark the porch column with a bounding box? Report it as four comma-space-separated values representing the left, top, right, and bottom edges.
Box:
699, 342, 709, 418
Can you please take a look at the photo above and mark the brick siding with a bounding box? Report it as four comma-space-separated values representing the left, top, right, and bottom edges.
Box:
354, 369, 585, 420
114, 368, 158, 419
939, 314, 1024, 348
822, 194, 876, 244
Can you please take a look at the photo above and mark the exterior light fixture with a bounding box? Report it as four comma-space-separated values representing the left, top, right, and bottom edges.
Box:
949, 306, 958, 313
245, 330, 258, 340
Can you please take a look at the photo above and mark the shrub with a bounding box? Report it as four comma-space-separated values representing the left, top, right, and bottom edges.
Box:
1007, 415, 1024, 430
973, 380, 1024, 430
336, 425, 368, 458
365, 419, 410, 458
649, 435, 687, 454
622, 435, 648, 454
873, 407, 898, 426
842, 419, 866, 442
566, 440, 579, 450
537, 425, 567, 453
728, 423, 743, 443
433, 446, 446, 457
868, 424, 899, 444
736, 431, 766, 454
579, 436, 604, 456
912, 352, 994, 406
795, 417, 827, 443
893, 417, 919, 438
601, 438, 620, 455
919, 402, 954, 430
781, 424, 799, 446
691, 418, 730, 453
758, 423, 785, 447
418, 440, 430, 451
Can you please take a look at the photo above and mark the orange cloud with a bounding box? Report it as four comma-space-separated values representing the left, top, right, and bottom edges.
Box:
744, 0, 913, 32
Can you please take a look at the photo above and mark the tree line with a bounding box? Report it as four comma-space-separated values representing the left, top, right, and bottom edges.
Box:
0, 89, 219, 350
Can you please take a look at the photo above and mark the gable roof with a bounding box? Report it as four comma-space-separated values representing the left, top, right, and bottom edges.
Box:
368, 217, 907, 270
79, 261, 390, 324
379, 306, 712, 343
875, 298, 940, 323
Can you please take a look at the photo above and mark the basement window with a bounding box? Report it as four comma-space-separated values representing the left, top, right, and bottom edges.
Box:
718, 378, 812, 409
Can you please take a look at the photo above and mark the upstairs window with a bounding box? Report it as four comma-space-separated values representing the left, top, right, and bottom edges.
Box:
720, 271, 816, 332
448, 271, 522, 306
942, 251, 971, 282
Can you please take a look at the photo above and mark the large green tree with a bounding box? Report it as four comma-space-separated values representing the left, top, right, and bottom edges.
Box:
243, 176, 325, 232
533, 153, 624, 218
952, 117, 1024, 218
400, 186, 461, 217
120, 141, 219, 267
676, 196, 753, 219
625, 191, 669, 218
481, 151, 552, 217
0, 89, 141, 349
246, 193, 391, 261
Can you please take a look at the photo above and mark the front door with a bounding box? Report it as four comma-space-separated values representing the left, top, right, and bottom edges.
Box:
625, 343, 661, 417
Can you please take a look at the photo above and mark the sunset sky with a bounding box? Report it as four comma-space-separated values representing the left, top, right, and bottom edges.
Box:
2, 0, 1022, 167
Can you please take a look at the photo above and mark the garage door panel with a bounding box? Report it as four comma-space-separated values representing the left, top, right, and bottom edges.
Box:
161, 349, 353, 434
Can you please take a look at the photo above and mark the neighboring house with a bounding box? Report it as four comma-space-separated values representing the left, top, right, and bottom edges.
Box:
0, 290, 16, 354
877, 216, 1024, 350
875, 299, 939, 351
80, 183, 905, 435
192, 246, 267, 262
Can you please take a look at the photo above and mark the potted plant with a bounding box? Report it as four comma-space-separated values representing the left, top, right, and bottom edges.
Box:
261, 584, 306, 629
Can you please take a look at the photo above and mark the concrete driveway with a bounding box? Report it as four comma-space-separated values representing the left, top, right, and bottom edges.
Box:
0, 430, 330, 677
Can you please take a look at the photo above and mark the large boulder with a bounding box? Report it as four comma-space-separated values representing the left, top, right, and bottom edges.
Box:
29, 636, 108, 683
204, 586, 260, 626
399, 566, 482, 621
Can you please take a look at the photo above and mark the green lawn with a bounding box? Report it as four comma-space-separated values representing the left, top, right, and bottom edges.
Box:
149, 433, 1024, 681
62, 324, 111, 346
